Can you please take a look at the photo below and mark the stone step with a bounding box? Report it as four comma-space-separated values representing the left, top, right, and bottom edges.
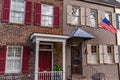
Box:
72, 77, 87, 80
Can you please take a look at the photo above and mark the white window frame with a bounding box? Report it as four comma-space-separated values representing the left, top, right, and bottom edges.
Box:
117, 14, 120, 29
5, 45, 23, 73
107, 45, 114, 63
71, 6, 80, 25
9, 0, 25, 24
91, 44, 99, 64
41, 4, 54, 27
105, 12, 112, 23
90, 9, 98, 27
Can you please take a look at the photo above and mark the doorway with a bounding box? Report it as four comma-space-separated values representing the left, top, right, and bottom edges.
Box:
71, 45, 83, 75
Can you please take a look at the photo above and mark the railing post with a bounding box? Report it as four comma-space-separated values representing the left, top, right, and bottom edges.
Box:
62, 42, 66, 80
34, 40, 40, 80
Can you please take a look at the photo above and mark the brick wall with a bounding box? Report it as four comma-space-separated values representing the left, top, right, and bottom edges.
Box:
0, 0, 63, 46
0, 0, 63, 79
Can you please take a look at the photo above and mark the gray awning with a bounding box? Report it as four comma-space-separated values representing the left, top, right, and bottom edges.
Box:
69, 28, 95, 39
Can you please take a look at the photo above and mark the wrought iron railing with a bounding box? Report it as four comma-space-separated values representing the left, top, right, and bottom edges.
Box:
83, 65, 109, 80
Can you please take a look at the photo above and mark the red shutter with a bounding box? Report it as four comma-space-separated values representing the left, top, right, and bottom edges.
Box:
22, 46, 30, 73
0, 46, 6, 74
54, 6, 60, 28
25, 1, 32, 25
34, 2, 41, 26
1, 0, 10, 22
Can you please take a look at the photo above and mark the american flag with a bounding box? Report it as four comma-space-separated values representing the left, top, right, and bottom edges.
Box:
99, 17, 117, 34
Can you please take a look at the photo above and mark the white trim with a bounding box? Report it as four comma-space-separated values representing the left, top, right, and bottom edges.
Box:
31, 33, 68, 80
5, 45, 23, 73
30, 33, 69, 41
35, 41, 40, 80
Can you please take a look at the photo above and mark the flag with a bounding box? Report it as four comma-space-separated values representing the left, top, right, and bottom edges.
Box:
99, 17, 117, 34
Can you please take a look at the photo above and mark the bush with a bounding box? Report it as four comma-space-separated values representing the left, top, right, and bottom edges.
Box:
53, 65, 62, 71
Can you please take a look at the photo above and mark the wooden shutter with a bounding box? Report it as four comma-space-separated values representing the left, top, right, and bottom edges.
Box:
54, 6, 60, 28
80, 7, 85, 25
112, 13, 117, 28
114, 46, 119, 63
1, 0, 10, 22
99, 45, 104, 63
22, 46, 30, 73
0, 46, 6, 74
25, 1, 32, 25
34, 2, 41, 26
98, 10, 102, 25
103, 45, 109, 63
67, 5, 72, 24
87, 44, 93, 64
86, 8, 91, 26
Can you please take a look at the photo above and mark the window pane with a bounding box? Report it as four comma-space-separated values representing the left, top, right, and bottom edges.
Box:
10, 0, 25, 23
42, 4, 53, 16
105, 12, 111, 22
72, 7, 79, 16
8, 47, 14, 57
15, 47, 22, 57
108, 54, 114, 63
91, 45, 98, 54
41, 4, 53, 26
6, 46, 22, 73
41, 16, 53, 26
72, 16, 79, 25
90, 18, 96, 27
14, 60, 21, 71
90, 9, 97, 27
6, 60, 14, 70
107, 45, 114, 54
118, 15, 120, 22
119, 23, 120, 28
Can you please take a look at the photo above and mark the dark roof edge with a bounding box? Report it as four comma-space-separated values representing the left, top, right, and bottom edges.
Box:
76, 0, 116, 8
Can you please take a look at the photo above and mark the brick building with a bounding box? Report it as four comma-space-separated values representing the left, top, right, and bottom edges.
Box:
0, 0, 119, 80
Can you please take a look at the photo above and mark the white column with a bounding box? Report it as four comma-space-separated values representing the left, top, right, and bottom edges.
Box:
62, 42, 66, 80
34, 40, 40, 80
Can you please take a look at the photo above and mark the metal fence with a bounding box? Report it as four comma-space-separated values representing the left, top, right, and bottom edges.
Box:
38, 71, 63, 80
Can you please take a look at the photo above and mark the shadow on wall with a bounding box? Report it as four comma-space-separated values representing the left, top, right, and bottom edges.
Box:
92, 73, 105, 80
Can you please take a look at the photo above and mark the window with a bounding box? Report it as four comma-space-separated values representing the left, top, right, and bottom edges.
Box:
116, 14, 120, 29
6, 46, 23, 73
10, 0, 25, 23
116, 0, 120, 3
90, 44, 99, 64
41, 4, 53, 27
71, 6, 80, 25
107, 45, 114, 63
90, 9, 98, 27
107, 45, 114, 54
91, 44, 99, 54
105, 12, 112, 23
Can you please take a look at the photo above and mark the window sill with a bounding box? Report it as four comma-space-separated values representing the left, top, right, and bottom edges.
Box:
6, 22, 26, 26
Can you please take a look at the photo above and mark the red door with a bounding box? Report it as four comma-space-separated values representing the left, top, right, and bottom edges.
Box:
39, 51, 52, 80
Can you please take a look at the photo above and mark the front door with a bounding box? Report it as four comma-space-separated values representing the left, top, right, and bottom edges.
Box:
39, 51, 52, 80
71, 45, 83, 75
39, 51, 52, 71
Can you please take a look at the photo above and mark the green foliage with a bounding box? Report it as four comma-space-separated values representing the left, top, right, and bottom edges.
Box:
53, 65, 62, 71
